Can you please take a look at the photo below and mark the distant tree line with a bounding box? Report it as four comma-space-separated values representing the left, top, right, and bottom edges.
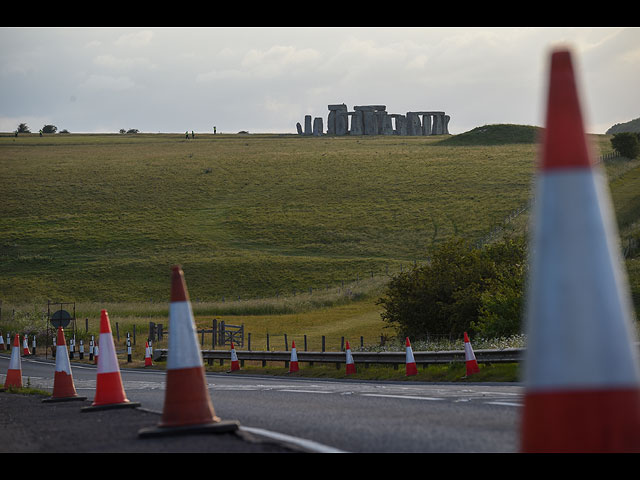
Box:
14, 123, 68, 134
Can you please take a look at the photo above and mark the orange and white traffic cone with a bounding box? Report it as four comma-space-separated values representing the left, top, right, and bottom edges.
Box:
144, 341, 153, 367
405, 337, 417, 376
43, 327, 86, 403
4, 334, 22, 389
82, 310, 140, 411
138, 265, 239, 437
289, 340, 299, 373
0, 332, 5, 351
520, 47, 640, 453
345, 340, 356, 375
22, 335, 30, 356
463, 332, 479, 376
229, 342, 240, 372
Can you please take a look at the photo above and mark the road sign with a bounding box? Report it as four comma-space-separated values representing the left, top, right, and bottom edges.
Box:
50, 309, 72, 328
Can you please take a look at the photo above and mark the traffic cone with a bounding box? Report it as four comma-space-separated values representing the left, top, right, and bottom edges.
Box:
94, 343, 99, 365
289, 340, 299, 373
464, 332, 479, 376
22, 335, 30, 356
4, 334, 22, 389
0, 332, 5, 350
229, 342, 240, 372
520, 47, 640, 453
43, 327, 87, 403
405, 337, 417, 376
345, 341, 356, 375
144, 341, 152, 367
138, 265, 239, 437
82, 310, 140, 411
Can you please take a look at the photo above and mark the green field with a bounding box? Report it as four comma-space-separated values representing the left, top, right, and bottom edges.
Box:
1, 127, 637, 351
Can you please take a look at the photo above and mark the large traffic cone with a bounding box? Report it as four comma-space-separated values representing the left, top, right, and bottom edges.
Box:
144, 341, 152, 367
43, 327, 87, 403
4, 334, 22, 389
82, 310, 140, 411
229, 342, 240, 372
520, 47, 640, 453
138, 265, 239, 437
463, 332, 480, 376
289, 340, 299, 373
345, 340, 356, 375
405, 337, 417, 376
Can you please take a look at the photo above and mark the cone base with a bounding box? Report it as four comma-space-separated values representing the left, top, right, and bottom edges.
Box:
521, 387, 640, 453
346, 364, 356, 375
138, 419, 240, 438
81, 401, 141, 412
229, 361, 240, 372
289, 362, 299, 373
406, 363, 418, 376
43, 395, 87, 403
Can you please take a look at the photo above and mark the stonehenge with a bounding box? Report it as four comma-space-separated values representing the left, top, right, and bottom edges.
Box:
297, 104, 450, 136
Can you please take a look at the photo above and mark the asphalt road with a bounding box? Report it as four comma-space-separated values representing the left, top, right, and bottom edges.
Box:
0, 353, 525, 453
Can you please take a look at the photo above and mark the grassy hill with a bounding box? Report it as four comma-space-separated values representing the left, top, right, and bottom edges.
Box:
0, 130, 540, 304
0, 126, 637, 347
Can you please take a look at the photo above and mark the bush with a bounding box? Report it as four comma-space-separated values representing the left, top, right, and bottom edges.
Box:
611, 132, 640, 159
377, 237, 526, 340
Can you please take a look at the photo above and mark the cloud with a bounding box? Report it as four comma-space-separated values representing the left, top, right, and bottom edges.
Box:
80, 74, 135, 91
114, 30, 154, 48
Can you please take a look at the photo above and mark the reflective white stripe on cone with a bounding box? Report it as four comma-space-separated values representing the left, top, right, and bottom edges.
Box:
289, 340, 299, 373
229, 342, 240, 371
345, 341, 356, 375
43, 327, 86, 402
464, 332, 479, 376
521, 47, 640, 453
139, 265, 239, 437
82, 310, 139, 411
4, 334, 22, 388
405, 337, 417, 376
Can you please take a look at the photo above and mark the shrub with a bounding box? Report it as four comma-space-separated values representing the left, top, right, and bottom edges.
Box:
611, 132, 640, 159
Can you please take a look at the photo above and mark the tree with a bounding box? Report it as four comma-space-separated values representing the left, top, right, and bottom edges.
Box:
377, 236, 526, 340
17, 123, 30, 133
42, 124, 57, 134
611, 132, 640, 159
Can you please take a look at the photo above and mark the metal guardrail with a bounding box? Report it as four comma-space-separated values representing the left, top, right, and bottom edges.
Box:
153, 347, 524, 366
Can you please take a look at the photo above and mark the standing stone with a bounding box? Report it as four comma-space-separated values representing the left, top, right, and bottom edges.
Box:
304, 115, 312, 136
296, 122, 303, 135
335, 110, 348, 135
406, 112, 422, 136
443, 115, 450, 134
392, 114, 407, 136
422, 115, 432, 135
432, 114, 441, 135
313, 117, 323, 136
381, 114, 394, 135
350, 111, 363, 135
363, 111, 377, 135
327, 104, 347, 135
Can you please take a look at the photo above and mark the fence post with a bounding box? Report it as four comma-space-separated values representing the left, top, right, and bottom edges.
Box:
284, 333, 288, 351
212, 319, 216, 349
248, 333, 251, 351
322, 336, 325, 352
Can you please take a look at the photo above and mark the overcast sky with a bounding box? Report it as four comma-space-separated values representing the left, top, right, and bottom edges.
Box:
1, 27, 638, 135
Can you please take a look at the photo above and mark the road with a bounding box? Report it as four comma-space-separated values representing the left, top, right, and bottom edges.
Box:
0, 353, 524, 453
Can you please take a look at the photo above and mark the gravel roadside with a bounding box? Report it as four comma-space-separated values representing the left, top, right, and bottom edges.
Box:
0, 391, 304, 453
